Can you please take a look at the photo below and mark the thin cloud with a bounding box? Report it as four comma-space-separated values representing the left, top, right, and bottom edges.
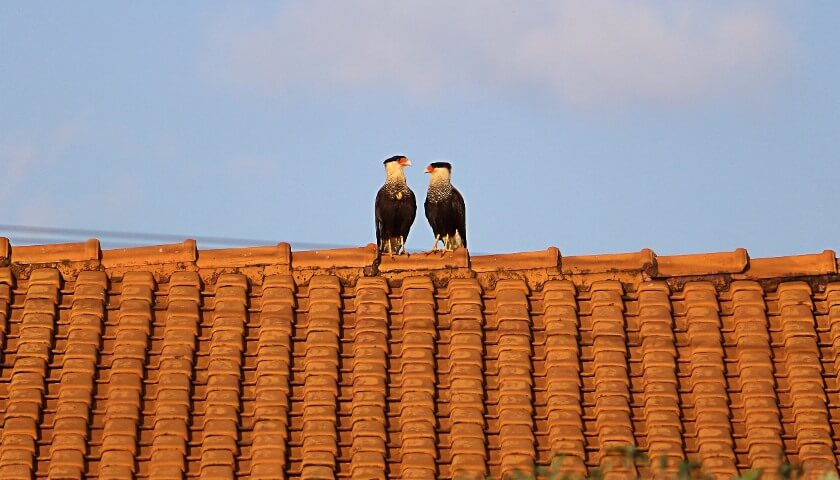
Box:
0, 114, 99, 223
209, 1, 791, 109
0, 143, 36, 203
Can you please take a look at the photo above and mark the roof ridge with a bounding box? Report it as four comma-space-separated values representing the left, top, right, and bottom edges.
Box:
0, 237, 836, 282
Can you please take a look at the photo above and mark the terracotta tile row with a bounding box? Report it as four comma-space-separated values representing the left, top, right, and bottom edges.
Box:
541, 280, 586, 476
493, 280, 536, 477
249, 275, 295, 479
398, 277, 439, 479
349, 278, 390, 480
300, 276, 342, 479
49, 271, 107, 480
199, 274, 248, 479
148, 272, 200, 479
446, 279, 487, 479
636, 282, 681, 478
587, 281, 636, 479
99, 271, 155, 479
0, 269, 61, 480
728, 281, 784, 472
681, 282, 737, 476
2, 237, 838, 282
776, 283, 834, 474
1, 251, 840, 478
0, 277, 10, 383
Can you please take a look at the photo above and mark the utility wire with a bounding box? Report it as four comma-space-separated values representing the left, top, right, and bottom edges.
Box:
0, 236, 142, 248
1, 224, 489, 255
0, 224, 355, 250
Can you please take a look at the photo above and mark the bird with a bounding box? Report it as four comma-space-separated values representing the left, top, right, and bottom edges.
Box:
424, 161, 467, 252
375, 155, 417, 256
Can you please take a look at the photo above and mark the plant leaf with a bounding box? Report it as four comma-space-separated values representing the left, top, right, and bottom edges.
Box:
734, 468, 763, 480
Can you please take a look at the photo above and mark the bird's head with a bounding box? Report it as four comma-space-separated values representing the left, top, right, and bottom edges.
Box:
384, 155, 411, 180
425, 161, 452, 183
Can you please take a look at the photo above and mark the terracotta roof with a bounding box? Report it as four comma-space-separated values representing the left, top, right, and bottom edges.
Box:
1, 238, 839, 478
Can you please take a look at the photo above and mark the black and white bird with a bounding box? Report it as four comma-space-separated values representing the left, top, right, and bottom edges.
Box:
424, 162, 467, 251
375, 155, 417, 255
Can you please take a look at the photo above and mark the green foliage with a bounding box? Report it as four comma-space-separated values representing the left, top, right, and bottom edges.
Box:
606, 444, 648, 470
464, 446, 837, 480
674, 459, 708, 480
734, 470, 763, 480
777, 460, 803, 480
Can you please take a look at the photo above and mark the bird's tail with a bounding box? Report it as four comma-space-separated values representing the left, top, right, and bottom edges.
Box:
451, 232, 465, 249
377, 237, 402, 255
442, 232, 465, 251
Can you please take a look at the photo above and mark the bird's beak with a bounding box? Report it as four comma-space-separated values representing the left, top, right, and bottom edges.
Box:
425, 165, 433, 174
399, 158, 412, 167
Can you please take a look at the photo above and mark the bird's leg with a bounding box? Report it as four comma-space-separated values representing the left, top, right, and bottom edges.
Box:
453, 232, 463, 249
431, 234, 441, 252
444, 234, 453, 252
386, 239, 394, 257
399, 236, 407, 255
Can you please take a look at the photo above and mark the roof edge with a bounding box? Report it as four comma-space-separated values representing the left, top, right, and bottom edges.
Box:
197, 243, 291, 268
292, 244, 377, 269
11, 238, 101, 264
378, 247, 469, 272
655, 248, 748, 277
101, 239, 197, 267
1, 238, 837, 282
0, 237, 9, 263
562, 249, 655, 275
471, 247, 558, 272
733, 249, 837, 279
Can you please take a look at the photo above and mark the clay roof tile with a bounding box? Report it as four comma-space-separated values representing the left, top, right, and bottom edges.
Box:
656, 248, 748, 277
2, 238, 839, 478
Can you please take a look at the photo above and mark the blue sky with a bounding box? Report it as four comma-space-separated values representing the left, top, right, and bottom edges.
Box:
1, 2, 838, 257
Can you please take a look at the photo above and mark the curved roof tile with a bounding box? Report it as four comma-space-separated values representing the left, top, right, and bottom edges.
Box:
0, 238, 838, 478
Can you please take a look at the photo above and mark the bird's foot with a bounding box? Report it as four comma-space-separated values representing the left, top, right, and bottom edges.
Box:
429, 235, 442, 254
443, 235, 454, 252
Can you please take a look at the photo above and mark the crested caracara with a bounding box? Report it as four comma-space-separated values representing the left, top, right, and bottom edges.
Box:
424, 162, 467, 251
375, 155, 416, 255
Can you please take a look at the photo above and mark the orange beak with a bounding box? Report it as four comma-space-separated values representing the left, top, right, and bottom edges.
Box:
399, 157, 412, 167
425, 165, 433, 174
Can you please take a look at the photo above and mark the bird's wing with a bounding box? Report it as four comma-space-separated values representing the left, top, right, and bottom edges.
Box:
401, 187, 418, 240
452, 187, 467, 247
374, 186, 387, 248
423, 194, 434, 232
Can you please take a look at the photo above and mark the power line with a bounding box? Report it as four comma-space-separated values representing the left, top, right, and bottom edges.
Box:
0, 235, 143, 248
0, 224, 355, 250
0, 224, 489, 255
